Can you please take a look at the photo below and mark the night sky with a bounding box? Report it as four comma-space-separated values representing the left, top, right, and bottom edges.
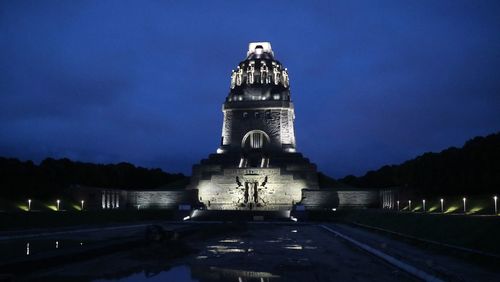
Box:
1, 1, 500, 178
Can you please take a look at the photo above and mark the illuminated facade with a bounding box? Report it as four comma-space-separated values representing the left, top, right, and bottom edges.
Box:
70, 43, 391, 212
66, 43, 392, 212
188, 42, 319, 210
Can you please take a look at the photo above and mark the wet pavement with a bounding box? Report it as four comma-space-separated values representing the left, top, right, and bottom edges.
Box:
323, 223, 500, 281
22, 224, 416, 282
0, 222, 183, 265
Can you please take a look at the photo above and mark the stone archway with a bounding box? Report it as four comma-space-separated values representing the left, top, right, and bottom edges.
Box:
241, 130, 270, 149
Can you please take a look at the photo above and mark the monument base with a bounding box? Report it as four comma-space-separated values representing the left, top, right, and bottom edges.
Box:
188, 152, 319, 210
190, 209, 291, 221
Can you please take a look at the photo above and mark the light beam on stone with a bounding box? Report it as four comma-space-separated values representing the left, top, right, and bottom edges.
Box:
188, 42, 319, 210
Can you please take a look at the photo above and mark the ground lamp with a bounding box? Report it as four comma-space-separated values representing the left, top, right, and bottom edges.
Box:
494, 196, 498, 215
56, 199, 60, 211
440, 198, 444, 213
463, 197, 466, 213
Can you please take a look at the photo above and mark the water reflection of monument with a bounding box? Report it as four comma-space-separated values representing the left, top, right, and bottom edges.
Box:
188, 42, 320, 210
190, 266, 280, 281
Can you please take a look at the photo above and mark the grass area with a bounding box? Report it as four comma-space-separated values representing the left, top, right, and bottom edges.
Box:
329, 209, 500, 255
0, 210, 177, 231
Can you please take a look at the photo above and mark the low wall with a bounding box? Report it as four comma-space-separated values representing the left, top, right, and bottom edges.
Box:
68, 185, 199, 210
126, 190, 199, 209
301, 189, 381, 210
338, 190, 379, 208
69, 185, 392, 211
301, 189, 339, 209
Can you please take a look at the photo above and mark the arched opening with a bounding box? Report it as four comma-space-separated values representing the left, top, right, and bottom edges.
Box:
241, 130, 270, 150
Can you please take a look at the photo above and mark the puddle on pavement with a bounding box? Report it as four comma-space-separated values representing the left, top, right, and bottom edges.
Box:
92, 264, 280, 282
23, 226, 319, 282
0, 239, 87, 261
92, 265, 197, 282
16, 225, 425, 282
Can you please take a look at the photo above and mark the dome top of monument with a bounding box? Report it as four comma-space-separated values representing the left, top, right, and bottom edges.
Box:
227, 42, 291, 102
246, 42, 275, 60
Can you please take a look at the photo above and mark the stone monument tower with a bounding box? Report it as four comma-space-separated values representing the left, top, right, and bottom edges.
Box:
189, 42, 319, 210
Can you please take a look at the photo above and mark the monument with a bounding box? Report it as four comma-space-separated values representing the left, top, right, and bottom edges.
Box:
188, 42, 319, 210
71, 42, 389, 212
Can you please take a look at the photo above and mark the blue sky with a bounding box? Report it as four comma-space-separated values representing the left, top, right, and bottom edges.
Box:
1, 0, 499, 177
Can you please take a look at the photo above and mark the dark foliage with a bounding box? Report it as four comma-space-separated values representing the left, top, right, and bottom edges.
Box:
0, 157, 187, 200
340, 132, 500, 197
317, 172, 351, 189
317, 172, 337, 188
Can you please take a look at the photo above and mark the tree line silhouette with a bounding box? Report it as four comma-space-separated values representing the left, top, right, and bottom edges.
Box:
0, 157, 187, 200
339, 132, 500, 197
1, 132, 498, 200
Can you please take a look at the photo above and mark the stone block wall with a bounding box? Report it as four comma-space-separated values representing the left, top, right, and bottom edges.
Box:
301, 189, 380, 210
126, 190, 199, 209
221, 106, 295, 152
68, 185, 199, 210
338, 190, 379, 208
